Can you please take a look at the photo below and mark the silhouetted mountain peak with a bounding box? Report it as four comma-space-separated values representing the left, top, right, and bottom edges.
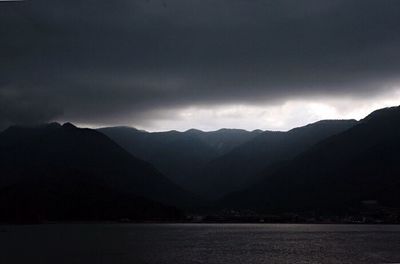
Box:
62, 122, 77, 129
216, 128, 244, 132
289, 119, 357, 132
185, 128, 203, 134
361, 106, 400, 123
161, 130, 181, 135
313, 119, 357, 125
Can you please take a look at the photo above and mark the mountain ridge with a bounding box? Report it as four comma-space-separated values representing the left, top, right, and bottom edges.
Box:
192, 119, 358, 198
98, 126, 262, 190
0, 123, 195, 222
220, 106, 400, 213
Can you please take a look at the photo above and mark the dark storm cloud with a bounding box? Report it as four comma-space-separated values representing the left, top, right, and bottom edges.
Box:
2, 0, 400, 128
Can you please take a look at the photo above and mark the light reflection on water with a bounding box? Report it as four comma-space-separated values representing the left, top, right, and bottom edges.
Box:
1, 223, 400, 264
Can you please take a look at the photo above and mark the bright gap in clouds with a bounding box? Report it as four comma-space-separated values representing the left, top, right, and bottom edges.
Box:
133, 89, 400, 132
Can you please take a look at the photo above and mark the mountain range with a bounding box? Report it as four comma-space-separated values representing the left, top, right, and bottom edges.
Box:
221, 106, 400, 214
100, 120, 356, 198
1, 106, 400, 222
0, 123, 191, 222
98, 127, 262, 193
191, 119, 357, 198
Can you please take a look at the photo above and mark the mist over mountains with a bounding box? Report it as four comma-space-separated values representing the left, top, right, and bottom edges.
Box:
1, 106, 400, 223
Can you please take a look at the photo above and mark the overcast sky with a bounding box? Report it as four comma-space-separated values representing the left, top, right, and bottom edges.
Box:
1, 0, 400, 131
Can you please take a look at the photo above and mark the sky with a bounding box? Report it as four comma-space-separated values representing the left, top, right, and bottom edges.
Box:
2, 0, 400, 131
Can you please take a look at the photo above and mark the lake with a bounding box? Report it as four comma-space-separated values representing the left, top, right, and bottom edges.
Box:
1, 224, 400, 264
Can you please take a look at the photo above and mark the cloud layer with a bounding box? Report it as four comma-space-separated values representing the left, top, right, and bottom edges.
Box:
2, 0, 400, 130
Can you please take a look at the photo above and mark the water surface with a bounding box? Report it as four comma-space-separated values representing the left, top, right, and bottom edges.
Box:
1, 224, 400, 264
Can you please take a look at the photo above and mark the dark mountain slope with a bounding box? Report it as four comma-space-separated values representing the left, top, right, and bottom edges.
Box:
0, 123, 194, 222
98, 127, 219, 187
195, 120, 357, 198
0, 181, 182, 223
98, 127, 260, 190
222, 106, 400, 212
